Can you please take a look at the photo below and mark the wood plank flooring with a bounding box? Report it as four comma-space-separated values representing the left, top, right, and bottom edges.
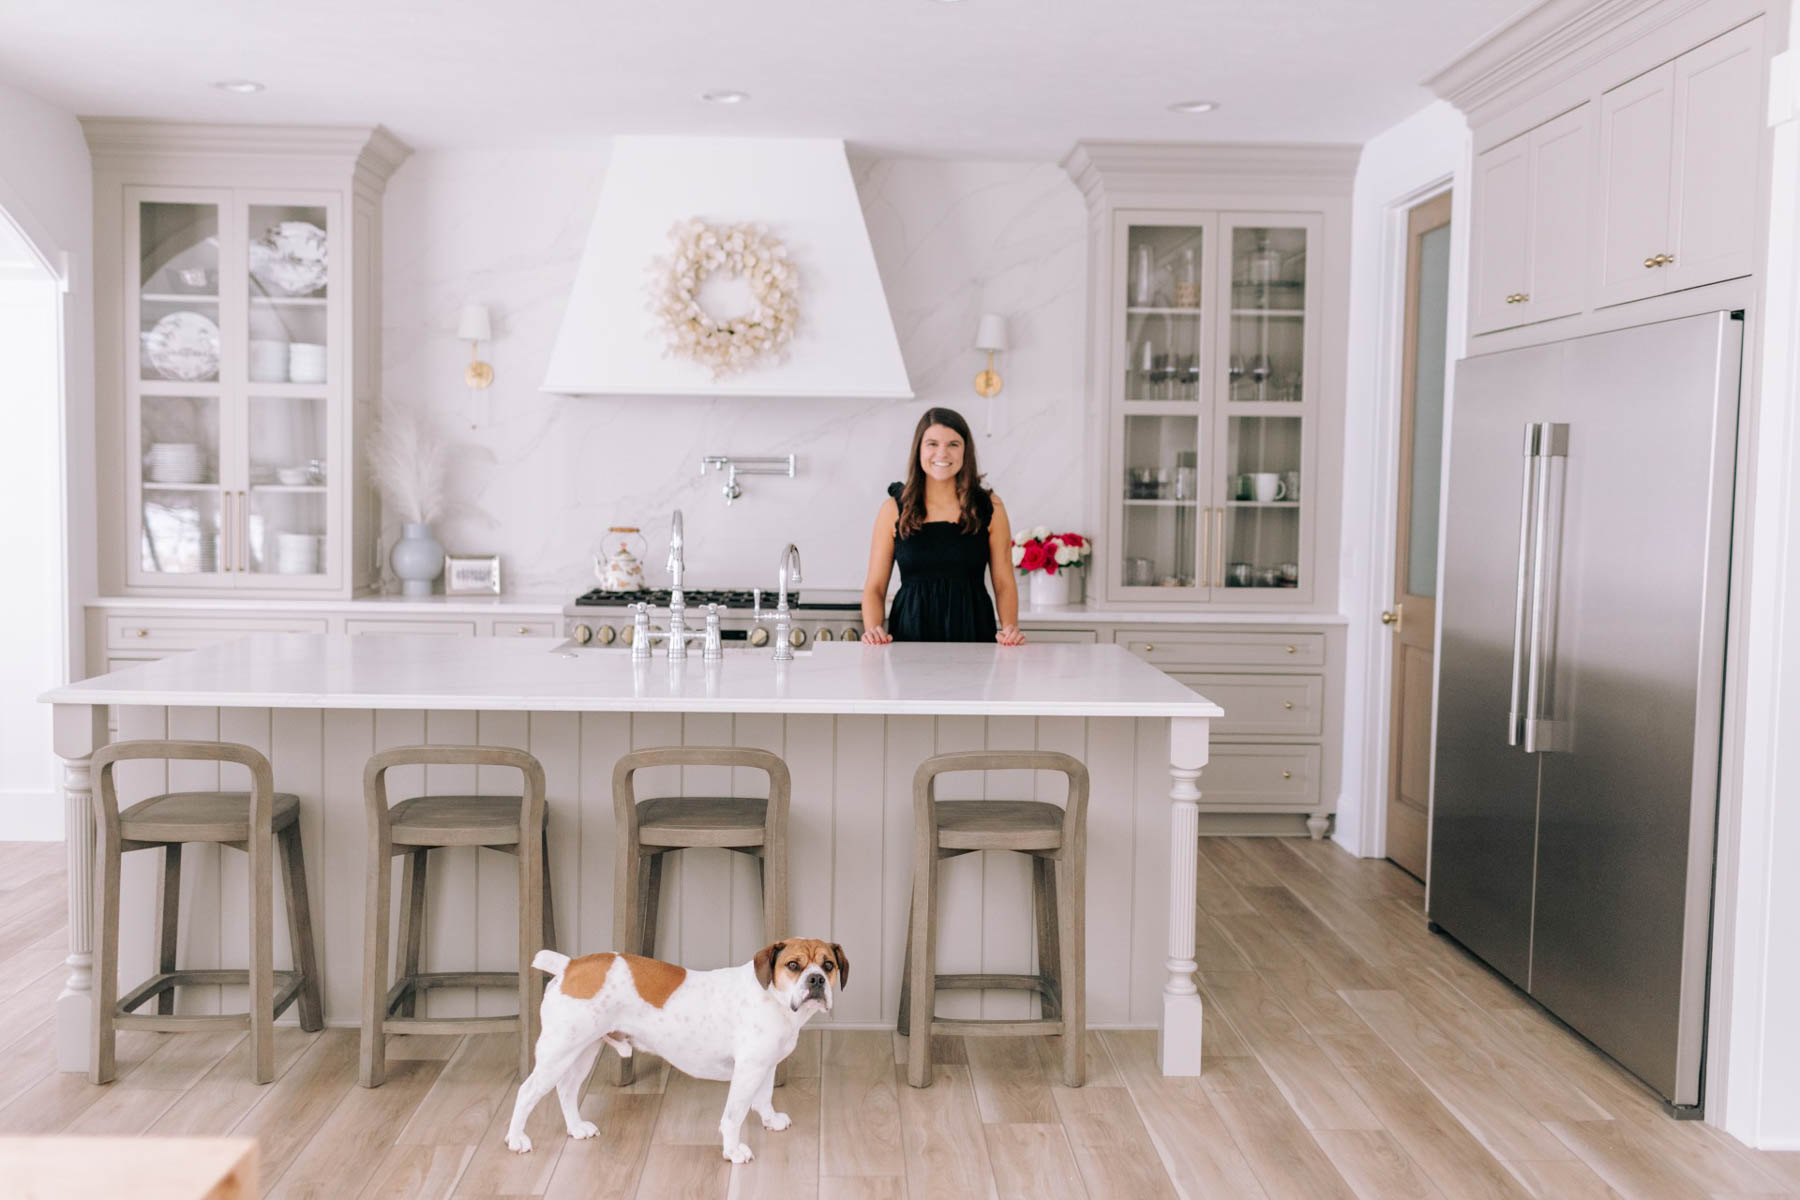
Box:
2, 838, 1795, 1199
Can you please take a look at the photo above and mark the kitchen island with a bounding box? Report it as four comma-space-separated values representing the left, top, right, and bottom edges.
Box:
42, 635, 1219, 1076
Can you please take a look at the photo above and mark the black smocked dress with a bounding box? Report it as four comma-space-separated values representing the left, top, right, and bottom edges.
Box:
884, 481, 999, 643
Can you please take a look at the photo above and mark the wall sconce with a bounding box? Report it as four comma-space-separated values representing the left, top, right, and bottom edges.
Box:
458, 303, 494, 389
974, 313, 1007, 398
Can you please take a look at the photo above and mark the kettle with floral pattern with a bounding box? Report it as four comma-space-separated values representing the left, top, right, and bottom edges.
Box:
595, 526, 649, 592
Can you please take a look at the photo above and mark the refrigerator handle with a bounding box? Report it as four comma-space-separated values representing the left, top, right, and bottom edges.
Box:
1508, 423, 1542, 746
1524, 423, 1570, 754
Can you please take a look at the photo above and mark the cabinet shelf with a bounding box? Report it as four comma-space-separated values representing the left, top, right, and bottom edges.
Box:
250, 483, 327, 493
1122, 498, 1199, 507
1230, 309, 1304, 318
140, 293, 219, 304
143, 481, 221, 491
1126, 306, 1205, 316
1227, 500, 1300, 509
250, 296, 327, 307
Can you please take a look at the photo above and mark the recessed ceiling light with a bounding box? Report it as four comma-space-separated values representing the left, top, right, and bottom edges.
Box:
1167, 99, 1219, 114
701, 89, 749, 105
211, 79, 266, 94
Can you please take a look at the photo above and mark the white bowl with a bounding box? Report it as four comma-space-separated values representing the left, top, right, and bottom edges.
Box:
276, 467, 311, 486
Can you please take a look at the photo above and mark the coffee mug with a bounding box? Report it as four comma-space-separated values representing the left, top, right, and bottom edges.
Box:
1282, 470, 1301, 502
1231, 474, 1254, 501
1278, 561, 1300, 585
1227, 561, 1252, 587
1250, 472, 1287, 503
1255, 565, 1280, 587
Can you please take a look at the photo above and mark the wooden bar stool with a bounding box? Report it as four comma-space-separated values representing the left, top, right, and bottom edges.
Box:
612, 746, 790, 1084
901, 749, 1089, 1089
89, 739, 324, 1086
361, 745, 555, 1087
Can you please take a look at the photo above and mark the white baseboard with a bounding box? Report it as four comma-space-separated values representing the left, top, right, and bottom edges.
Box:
0, 789, 63, 840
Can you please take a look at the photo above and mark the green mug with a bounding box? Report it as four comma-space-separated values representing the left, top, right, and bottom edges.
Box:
1231, 474, 1254, 501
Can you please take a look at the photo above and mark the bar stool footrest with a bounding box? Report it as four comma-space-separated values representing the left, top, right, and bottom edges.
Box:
928, 1017, 1066, 1038
116, 970, 306, 1030
382, 1015, 523, 1036
933, 971, 1057, 998
385, 971, 522, 1016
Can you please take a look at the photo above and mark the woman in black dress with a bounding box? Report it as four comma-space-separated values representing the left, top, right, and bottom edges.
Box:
860, 407, 1025, 645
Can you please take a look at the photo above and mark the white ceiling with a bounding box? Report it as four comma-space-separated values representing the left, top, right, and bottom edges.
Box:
0, 0, 1526, 156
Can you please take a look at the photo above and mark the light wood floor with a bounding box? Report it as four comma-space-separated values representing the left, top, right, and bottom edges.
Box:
1, 839, 1796, 1199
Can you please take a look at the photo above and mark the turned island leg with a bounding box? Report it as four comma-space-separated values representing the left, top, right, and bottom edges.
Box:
1159, 715, 1209, 1075
54, 704, 107, 1073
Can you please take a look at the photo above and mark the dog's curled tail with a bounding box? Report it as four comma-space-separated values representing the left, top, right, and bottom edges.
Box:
532, 949, 571, 978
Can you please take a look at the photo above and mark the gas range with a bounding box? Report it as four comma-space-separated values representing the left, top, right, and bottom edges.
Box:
562, 587, 865, 650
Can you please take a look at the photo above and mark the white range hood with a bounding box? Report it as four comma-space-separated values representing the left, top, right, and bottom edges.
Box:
541, 136, 914, 400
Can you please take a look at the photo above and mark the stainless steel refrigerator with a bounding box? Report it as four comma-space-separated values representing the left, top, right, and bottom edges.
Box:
1430, 310, 1744, 1112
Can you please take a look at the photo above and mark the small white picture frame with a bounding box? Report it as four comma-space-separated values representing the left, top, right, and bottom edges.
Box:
444, 553, 502, 596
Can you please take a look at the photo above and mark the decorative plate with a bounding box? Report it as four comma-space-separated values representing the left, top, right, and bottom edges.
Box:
249, 220, 328, 296
141, 311, 221, 382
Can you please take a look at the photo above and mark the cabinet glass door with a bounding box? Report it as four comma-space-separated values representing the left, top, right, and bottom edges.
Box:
1112, 218, 1213, 599
133, 197, 228, 581
246, 394, 328, 577
1218, 218, 1316, 599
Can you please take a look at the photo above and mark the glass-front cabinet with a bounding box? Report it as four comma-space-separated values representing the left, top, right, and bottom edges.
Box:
1106, 211, 1321, 604
126, 188, 341, 589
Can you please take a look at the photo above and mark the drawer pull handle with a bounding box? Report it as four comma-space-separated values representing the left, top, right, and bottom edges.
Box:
1283, 700, 1294, 710
1143, 643, 1155, 652
516, 626, 530, 635
1282, 770, 1293, 779
130, 628, 148, 638
1285, 644, 1296, 654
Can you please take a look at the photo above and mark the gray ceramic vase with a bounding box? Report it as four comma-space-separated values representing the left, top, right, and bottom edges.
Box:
391, 523, 444, 597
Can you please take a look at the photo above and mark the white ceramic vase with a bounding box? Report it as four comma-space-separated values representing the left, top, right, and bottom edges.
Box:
1027, 569, 1072, 610
391, 523, 444, 597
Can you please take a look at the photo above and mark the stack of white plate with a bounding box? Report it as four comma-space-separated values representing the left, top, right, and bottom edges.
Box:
276, 532, 321, 575
146, 443, 205, 484
249, 339, 288, 382
288, 343, 326, 384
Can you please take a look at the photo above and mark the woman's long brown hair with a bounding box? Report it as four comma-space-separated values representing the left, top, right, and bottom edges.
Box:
895, 407, 991, 539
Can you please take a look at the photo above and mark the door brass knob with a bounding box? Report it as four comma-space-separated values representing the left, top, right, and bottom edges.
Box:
1380, 610, 1398, 626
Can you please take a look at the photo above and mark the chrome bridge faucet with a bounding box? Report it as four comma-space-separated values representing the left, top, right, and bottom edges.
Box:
629, 509, 722, 662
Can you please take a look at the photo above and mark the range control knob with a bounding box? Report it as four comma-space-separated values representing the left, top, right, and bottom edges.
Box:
595, 625, 616, 646
749, 627, 771, 648
622, 625, 635, 647
842, 626, 861, 642
572, 624, 593, 645
816, 628, 835, 643
789, 629, 807, 649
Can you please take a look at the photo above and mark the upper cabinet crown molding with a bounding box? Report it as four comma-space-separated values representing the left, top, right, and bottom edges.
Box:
1061, 141, 1361, 210
80, 120, 411, 191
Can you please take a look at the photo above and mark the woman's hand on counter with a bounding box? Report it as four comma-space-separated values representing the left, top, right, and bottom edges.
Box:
861, 625, 893, 645
996, 625, 1026, 646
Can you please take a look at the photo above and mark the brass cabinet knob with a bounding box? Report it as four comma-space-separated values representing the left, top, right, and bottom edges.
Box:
1283, 700, 1295, 710
130, 628, 148, 638
1143, 643, 1155, 652
1281, 769, 1293, 779
1517, 292, 1529, 302
1285, 644, 1296, 654
516, 625, 530, 635
1661, 253, 1675, 265
1645, 255, 1659, 268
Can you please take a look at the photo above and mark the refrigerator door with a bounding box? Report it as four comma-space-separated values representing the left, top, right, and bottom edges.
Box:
1528, 312, 1742, 1108
1428, 341, 1562, 988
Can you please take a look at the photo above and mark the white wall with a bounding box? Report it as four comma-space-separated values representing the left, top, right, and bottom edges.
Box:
1334, 100, 1470, 857
380, 149, 1091, 593
0, 79, 93, 841
1719, 0, 1800, 1148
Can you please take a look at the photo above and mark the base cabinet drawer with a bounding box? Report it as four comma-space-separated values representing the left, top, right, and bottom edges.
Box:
489, 619, 558, 638
106, 614, 329, 652
1115, 630, 1324, 669
1026, 628, 1101, 644
1175, 673, 1323, 737
345, 618, 479, 636
1200, 745, 1323, 810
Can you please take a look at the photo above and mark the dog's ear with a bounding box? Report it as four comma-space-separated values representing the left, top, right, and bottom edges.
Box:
829, 942, 848, 991
754, 941, 784, 990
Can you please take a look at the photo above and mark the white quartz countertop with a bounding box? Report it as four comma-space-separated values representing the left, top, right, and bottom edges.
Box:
43, 634, 1224, 718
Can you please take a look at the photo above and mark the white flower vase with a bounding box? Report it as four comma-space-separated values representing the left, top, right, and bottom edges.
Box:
391, 523, 444, 597
1028, 569, 1072, 610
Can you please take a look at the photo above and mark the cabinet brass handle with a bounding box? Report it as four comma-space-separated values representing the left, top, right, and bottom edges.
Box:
1283, 700, 1294, 710
237, 490, 249, 571
1645, 256, 1659, 269
1143, 643, 1155, 653
1661, 253, 1674, 266
1285, 644, 1296, 654
1281, 770, 1293, 779
1517, 292, 1529, 302
130, 628, 148, 638
516, 626, 530, 635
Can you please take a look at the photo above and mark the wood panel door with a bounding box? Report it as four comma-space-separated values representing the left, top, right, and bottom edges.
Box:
1386, 191, 1452, 881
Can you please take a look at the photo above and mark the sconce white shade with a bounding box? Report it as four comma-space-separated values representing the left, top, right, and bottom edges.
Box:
975, 313, 1008, 353
456, 303, 492, 342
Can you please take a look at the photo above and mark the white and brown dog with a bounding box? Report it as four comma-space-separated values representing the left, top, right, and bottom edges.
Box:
504, 938, 846, 1164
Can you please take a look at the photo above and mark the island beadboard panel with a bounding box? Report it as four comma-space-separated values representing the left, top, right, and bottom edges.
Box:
98, 704, 1181, 1034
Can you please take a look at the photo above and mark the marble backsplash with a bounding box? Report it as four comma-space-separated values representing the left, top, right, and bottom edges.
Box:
379, 146, 1091, 594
